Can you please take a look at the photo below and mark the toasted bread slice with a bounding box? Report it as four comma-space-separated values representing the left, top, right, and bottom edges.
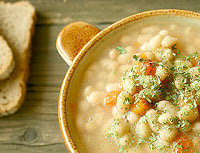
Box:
0, 35, 15, 80
0, 1, 36, 116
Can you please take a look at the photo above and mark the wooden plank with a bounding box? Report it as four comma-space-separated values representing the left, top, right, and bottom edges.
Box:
6, 0, 200, 25
0, 24, 68, 152
0, 22, 108, 153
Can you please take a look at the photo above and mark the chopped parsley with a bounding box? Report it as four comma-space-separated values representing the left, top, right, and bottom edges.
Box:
116, 46, 127, 55
104, 42, 200, 153
123, 98, 131, 105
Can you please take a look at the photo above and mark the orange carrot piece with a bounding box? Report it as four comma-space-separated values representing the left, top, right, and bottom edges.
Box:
133, 53, 156, 76
173, 134, 193, 153
131, 99, 152, 115
191, 57, 198, 67
104, 91, 121, 106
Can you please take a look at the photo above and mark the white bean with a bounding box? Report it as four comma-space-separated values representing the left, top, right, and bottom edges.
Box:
99, 59, 114, 68
138, 88, 161, 101
162, 48, 174, 60
137, 34, 152, 45
84, 86, 95, 97
162, 59, 173, 74
159, 125, 177, 142
157, 100, 179, 115
155, 138, 170, 147
159, 30, 169, 36
112, 106, 120, 118
78, 100, 91, 112
118, 65, 132, 76
95, 81, 106, 91
125, 46, 136, 55
178, 120, 192, 133
146, 109, 161, 133
177, 105, 199, 121
109, 48, 118, 59
139, 75, 159, 88
158, 112, 177, 125
174, 59, 192, 72
87, 91, 106, 105
156, 65, 168, 81
120, 35, 132, 45
127, 112, 139, 124
122, 77, 137, 94
143, 51, 157, 61
189, 67, 199, 79
140, 42, 149, 52
106, 83, 120, 92
115, 120, 129, 136
137, 117, 151, 138
101, 118, 114, 134
116, 91, 132, 114
161, 36, 177, 48
107, 61, 119, 71
174, 75, 186, 90
117, 53, 132, 65
141, 26, 159, 34
153, 48, 163, 61
149, 35, 163, 51
118, 134, 130, 146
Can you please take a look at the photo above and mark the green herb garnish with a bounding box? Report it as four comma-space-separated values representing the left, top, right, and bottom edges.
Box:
116, 46, 127, 55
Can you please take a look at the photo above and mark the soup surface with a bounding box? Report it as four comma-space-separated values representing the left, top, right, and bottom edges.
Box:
67, 16, 200, 153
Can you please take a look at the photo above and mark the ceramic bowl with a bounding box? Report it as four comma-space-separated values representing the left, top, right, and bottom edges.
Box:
56, 9, 200, 153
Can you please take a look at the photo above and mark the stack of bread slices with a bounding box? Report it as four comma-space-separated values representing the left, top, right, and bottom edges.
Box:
0, 1, 36, 116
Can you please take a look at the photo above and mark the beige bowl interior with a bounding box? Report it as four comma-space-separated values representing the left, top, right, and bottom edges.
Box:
58, 10, 200, 153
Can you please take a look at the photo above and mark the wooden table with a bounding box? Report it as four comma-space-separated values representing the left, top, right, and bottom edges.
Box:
0, 0, 200, 152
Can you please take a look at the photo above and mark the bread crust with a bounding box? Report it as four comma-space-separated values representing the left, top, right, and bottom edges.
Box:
0, 36, 15, 80
0, 1, 36, 116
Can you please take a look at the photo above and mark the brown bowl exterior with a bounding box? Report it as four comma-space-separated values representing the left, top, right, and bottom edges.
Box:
58, 9, 200, 153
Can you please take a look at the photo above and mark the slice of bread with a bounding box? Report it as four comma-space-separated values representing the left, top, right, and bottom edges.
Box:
0, 1, 36, 116
0, 35, 15, 80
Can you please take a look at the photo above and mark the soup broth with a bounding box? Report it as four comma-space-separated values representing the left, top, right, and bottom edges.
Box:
67, 16, 200, 153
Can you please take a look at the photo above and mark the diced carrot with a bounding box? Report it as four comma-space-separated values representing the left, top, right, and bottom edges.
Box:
104, 91, 121, 106
131, 99, 153, 116
150, 63, 157, 75
173, 134, 193, 153
133, 53, 157, 76
190, 57, 198, 67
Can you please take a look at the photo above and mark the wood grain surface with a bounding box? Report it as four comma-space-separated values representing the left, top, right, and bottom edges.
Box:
1, 0, 200, 152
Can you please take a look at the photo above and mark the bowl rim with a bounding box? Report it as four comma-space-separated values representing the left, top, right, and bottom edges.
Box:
58, 9, 200, 153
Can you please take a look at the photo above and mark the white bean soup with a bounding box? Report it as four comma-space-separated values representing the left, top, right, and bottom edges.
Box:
67, 16, 200, 153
